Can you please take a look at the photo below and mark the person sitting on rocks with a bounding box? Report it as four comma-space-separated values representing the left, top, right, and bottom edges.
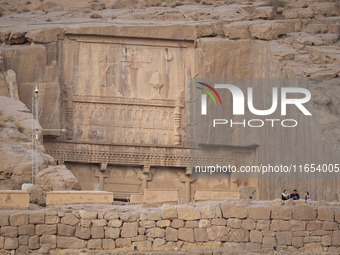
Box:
290, 189, 300, 200
281, 189, 289, 200
304, 191, 310, 200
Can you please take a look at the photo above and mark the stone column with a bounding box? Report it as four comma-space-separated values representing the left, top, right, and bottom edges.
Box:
95, 163, 109, 191
180, 170, 195, 204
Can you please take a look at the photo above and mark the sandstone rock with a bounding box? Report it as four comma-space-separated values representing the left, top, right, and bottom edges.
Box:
271, 206, 291, 220
282, 8, 314, 19
207, 226, 230, 241
211, 218, 227, 226
165, 227, 177, 241
104, 212, 119, 220
0, 215, 9, 226
18, 225, 34, 236
248, 207, 270, 220
152, 238, 165, 247
293, 205, 316, 221
221, 204, 247, 219
249, 230, 262, 244
276, 231, 292, 245
292, 236, 304, 248
177, 206, 201, 220
322, 235, 332, 246
198, 219, 211, 228
290, 220, 306, 231
29, 213, 45, 224
227, 218, 242, 228
193, 228, 208, 242
105, 227, 120, 239
161, 205, 177, 220
108, 219, 122, 228
178, 228, 194, 243
253, 6, 274, 19
146, 227, 165, 238
88, 239, 102, 249
3, 69, 19, 100
171, 219, 184, 229
38, 245, 50, 255
91, 227, 104, 239
75, 227, 91, 239
270, 220, 290, 231
14, 245, 29, 255
335, 211, 340, 223
45, 216, 59, 225
304, 242, 323, 254
156, 220, 170, 228
147, 212, 162, 221
61, 213, 79, 226
90, 2, 105, 10
79, 210, 97, 220
185, 221, 199, 228
8, 31, 26, 45
4, 237, 18, 250
120, 214, 139, 223
115, 238, 131, 248
199, 206, 215, 219
40, 235, 56, 249
262, 236, 276, 248
318, 208, 334, 221
256, 220, 270, 231
57, 224, 75, 236
1, 226, 17, 238
133, 240, 151, 250
92, 219, 107, 227
28, 235, 39, 249
102, 239, 115, 249
139, 220, 156, 229
10, 214, 28, 226
35, 165, 80, 191
307, 221, 322, 231
131, 235, 145, 242
249, 22, 286, 40
121, 222, 138, 238
322, 221, 338, 230
232, 228, 249, 243
57, 237, 86, 249
224, 22, 250, 39
241, 219, 255, 230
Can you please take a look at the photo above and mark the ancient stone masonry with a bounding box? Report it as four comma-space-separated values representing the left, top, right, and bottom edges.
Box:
0, 0, 339, 201
0, 201, 339, 254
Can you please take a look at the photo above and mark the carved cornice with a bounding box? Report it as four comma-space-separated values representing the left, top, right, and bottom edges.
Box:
44, 142, 241, 168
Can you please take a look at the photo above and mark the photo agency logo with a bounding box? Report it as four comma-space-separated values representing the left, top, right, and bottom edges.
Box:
195, 82, 312, 128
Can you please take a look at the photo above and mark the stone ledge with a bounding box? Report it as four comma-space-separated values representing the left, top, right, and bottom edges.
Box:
0, 190, 29, 209
46, 191, 113, 206
194, 190, 240, 201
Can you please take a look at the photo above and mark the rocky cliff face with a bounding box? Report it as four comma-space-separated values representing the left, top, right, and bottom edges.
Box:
0, 0, 339, 201
0, 96, 80, 204
0, 96, 52, 189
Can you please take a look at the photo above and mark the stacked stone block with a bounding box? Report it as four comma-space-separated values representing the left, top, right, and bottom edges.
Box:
0, 202, 339, 254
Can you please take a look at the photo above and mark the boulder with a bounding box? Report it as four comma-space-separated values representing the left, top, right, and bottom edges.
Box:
35, 165, 80, 191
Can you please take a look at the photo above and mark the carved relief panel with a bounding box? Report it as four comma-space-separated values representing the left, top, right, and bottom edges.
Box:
62, 36, 189, 146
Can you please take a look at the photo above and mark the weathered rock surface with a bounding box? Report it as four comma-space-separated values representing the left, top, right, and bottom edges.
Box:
35, 165, 80, 191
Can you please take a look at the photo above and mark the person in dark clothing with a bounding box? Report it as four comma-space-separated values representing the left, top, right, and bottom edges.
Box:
290, 189, 300, 200
304, 191, 310, 200
281, 189, 289, 200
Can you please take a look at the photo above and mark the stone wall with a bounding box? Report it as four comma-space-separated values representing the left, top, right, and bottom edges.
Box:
0, 200, 339, 254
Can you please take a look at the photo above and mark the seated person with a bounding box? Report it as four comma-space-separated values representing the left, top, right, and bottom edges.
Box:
304, 191, 310, 200
281, 189, 289, 200
290, 189, 300, 200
